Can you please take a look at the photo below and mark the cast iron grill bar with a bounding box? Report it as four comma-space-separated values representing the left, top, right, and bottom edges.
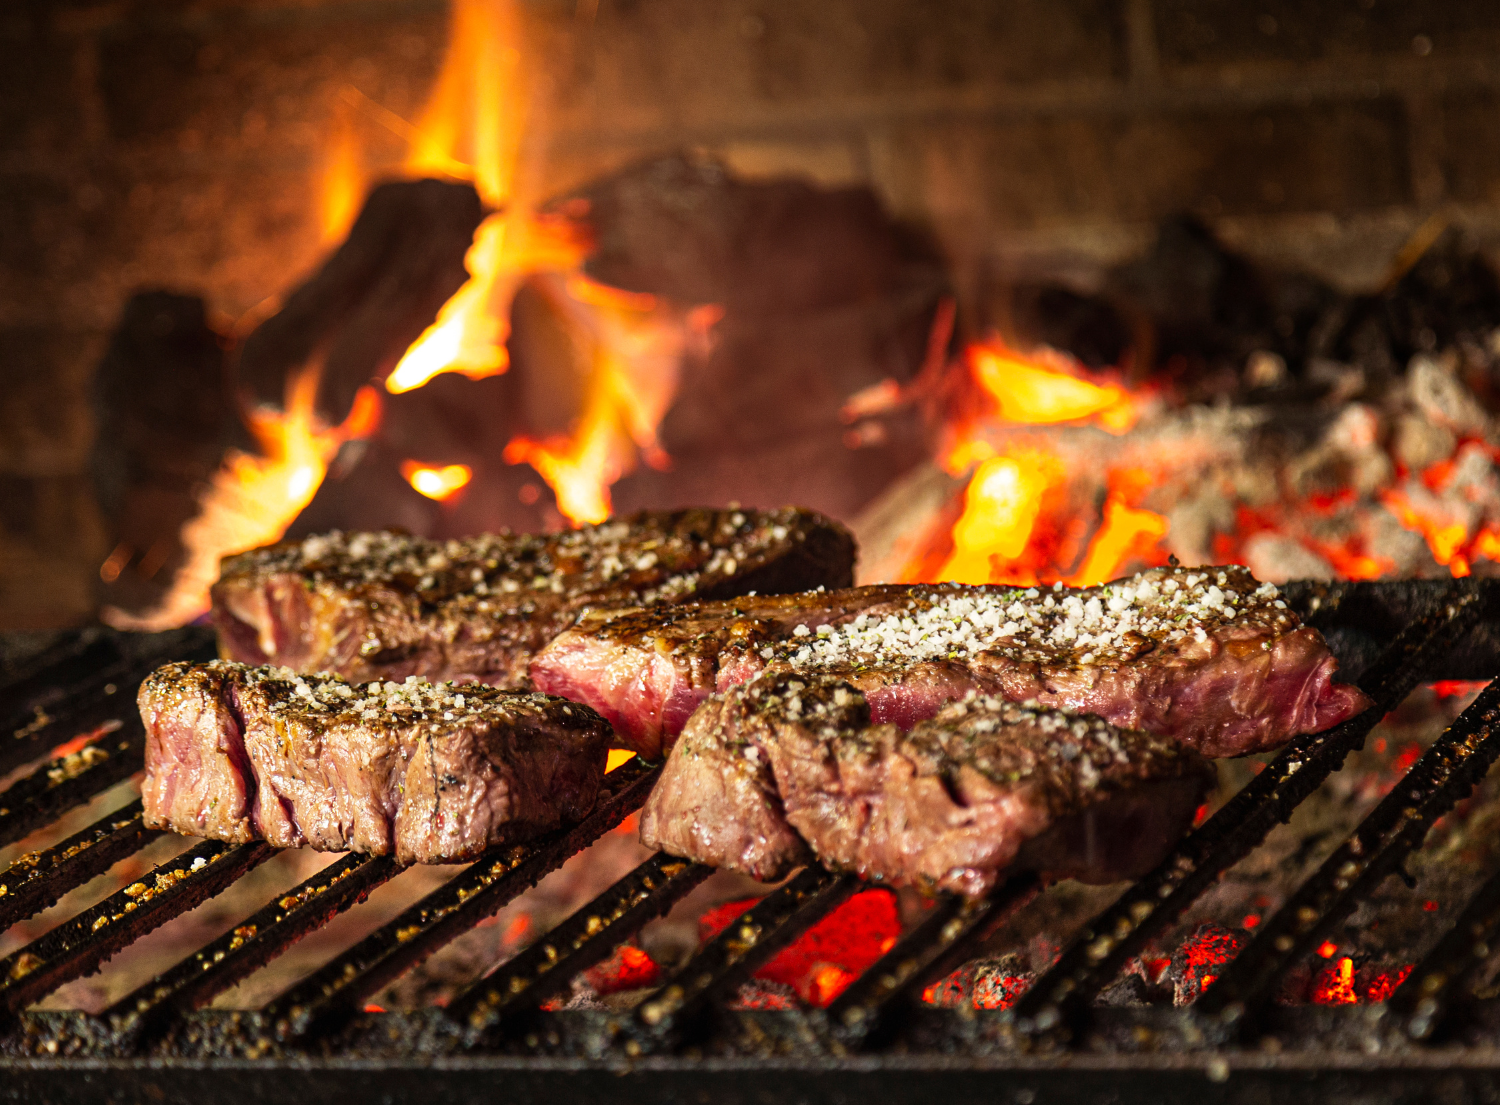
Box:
1009, 586, 1483, 1045
103, 851, 399, 1049
1, 630, 215, 778
1388, 856, 1500, 1041
0, 720, 146, 850
823, 872, 1041, 1052
624, 866, 859, 1054
263, 759, 661, 1043
0, 630, 116, 724
0, 799, 162, 931
1198, 675, 1500, 1031
449, 850, 713, 1043
0, 838, 274, 1021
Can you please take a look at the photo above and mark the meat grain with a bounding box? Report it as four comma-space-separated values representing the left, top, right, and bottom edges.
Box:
533, 565, 1371, 759
139, 661, 609, 863
641, 674, 1215, 895
212, 507, 854, 689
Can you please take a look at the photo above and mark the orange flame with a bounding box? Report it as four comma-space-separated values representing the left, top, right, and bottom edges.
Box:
970, 340, 1139, 433
1067, 496, 1171, 587
400, 461, 473, 501
405, 0, 522, 204
502, 277, 708, 524
936, 450, 1063, 585
104, 370, 379, 630
927, 341, 1165, 588
1380, 489, 1468, 565
319, 96, 364, 245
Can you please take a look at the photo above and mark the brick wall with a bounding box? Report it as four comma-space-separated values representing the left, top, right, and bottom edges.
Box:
5, 0, 1500, 627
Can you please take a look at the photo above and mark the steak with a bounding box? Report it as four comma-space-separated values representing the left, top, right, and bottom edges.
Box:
533, 565, 1371, 759
212, 507, 854, 689
139, 660, 609, 863
640, 674, 1215, 895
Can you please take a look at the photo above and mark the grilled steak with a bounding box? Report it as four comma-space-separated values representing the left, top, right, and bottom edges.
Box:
139, 660, 609, 863
641, 674, 1215, 894
533, 565, 1371, 759
212, 507, 854, 689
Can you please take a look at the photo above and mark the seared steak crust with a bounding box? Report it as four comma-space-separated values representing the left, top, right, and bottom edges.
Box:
533, 565, 1371, 759
641, 674, 1214, 895
139, 660, 609, 863
212, 507, 854, 689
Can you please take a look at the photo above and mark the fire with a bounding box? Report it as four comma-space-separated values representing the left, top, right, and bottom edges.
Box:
400, 461, 472, 502
926, 341, 1167, 588
103, 368, 379, 630
503, 279, 715, 524
318, 95, 364, 245
1068, 496, 1172, 587
970, 341, 1139, 432
936, 449, 1064, 585
375, 0, 690, 524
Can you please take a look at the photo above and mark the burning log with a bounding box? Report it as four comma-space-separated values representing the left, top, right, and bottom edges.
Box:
550, 153, 952, 524
236, 178, 487, 427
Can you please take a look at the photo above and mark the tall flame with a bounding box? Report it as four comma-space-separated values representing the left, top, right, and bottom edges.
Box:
318, 96, 364, 245
103, 370, 379, 630
385, 0, 555, 396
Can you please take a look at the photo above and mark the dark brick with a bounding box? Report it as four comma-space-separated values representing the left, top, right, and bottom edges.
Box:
539, 0, 1125, 135
1441, 89, 1500, 206
880, 99, 1410, 236
1156, 0, 1500, 70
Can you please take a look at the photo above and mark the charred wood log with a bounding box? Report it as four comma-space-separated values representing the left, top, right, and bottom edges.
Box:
236, 178, 486, 425
523, 153, 951, 524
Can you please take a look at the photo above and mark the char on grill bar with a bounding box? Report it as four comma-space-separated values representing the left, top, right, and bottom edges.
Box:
533, 565, 1371, 759
211, 507, 854, 690
139, 661, 609, 863
640, 674, 1215, 894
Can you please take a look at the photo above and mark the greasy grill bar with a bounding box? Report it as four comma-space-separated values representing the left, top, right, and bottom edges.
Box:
3, 580, 1500, 1104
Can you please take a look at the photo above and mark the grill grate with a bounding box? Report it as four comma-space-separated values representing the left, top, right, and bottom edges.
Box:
5, 581, 1500, 1103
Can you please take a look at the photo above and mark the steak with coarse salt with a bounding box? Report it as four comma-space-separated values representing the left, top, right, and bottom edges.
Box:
532, 565, 1371, 759
139, 660, 609, 864
212, 507, 854, 690
640, 674, 1215, 895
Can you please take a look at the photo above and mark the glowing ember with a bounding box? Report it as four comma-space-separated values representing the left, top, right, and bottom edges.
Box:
1310, 956, 1357, 1004
582, 944, 660, 996
699, 890, 900, 1008
399, 460, 473, 501
103, 369, 379, 631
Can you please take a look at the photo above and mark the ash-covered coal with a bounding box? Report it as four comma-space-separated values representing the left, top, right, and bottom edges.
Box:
1002, 215, 1500, 405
